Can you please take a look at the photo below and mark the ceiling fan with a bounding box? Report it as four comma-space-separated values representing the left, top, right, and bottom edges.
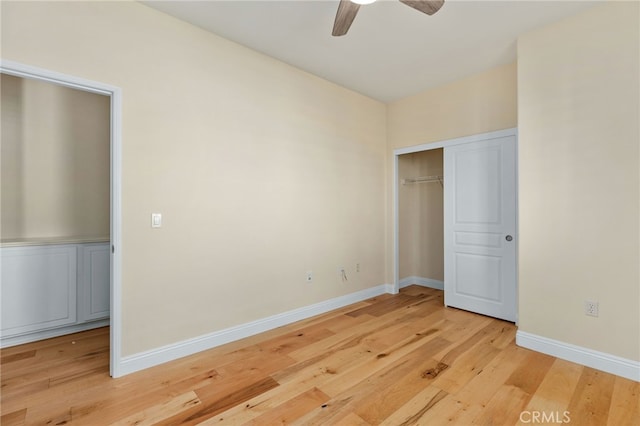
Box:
332, 0, 445, 36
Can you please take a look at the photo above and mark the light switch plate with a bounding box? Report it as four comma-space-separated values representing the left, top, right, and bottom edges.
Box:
151, 213, 162, 228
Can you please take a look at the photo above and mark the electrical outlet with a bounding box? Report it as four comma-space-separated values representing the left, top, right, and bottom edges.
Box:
584, 300, 599, 317
306, 271, 313, 284
356, 263, 360, 273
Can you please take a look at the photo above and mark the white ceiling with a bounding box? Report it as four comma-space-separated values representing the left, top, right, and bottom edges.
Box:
142, 0, 599, 102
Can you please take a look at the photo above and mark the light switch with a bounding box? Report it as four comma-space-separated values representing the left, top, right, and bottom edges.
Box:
151, 213, 162, 228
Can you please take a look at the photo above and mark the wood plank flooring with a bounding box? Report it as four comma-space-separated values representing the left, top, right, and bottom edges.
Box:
1, 286, 638, 425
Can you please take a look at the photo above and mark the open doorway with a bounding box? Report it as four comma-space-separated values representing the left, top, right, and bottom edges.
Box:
0, 61, 122, 377
397, 149, 444, 291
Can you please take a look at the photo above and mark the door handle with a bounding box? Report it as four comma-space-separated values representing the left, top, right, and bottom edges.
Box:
505, 235, 513, 242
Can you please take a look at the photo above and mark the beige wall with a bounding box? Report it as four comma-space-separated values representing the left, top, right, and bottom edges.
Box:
386, 62, 518, 284
5, 0, 636, 368
387, 62, 518, 150
518, 2, 639, 361
1, 1, 387, 356
1, 74, 110, 241
398, 149, 443, 281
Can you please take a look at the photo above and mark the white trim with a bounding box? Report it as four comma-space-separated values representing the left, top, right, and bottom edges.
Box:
119, 284, 391, 376
398, 276, 444, 290
109, 85, 123, 378
516, 331, 640, 382
1, 60, 116, 96
0, 59, 124, 378
1, 320, 109, 348
393, 128, 519, 156
392, 154, 400, 295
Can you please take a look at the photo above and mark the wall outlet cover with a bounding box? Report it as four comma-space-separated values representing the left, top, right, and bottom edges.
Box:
584, 300, 599, 317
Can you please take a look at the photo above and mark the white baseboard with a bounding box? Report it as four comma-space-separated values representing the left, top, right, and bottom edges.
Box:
121, 284, 638, 382
399, 276, 444, 291
1, 319, 110, 348
516, 331, 640, 382
120, 284, 391, 376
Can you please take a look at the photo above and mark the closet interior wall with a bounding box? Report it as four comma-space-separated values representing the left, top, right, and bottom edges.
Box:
1, 74, 110, 241
398, 149, 444, 285
1, 73, 111, 346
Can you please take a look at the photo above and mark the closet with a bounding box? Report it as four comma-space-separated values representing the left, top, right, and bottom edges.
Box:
398, 148, 444, 289
0, 73, 111, 346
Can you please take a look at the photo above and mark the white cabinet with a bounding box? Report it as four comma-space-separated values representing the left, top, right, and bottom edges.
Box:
1, 245, 78, 336
79, 244, 110, 321
1, 241, 109, 347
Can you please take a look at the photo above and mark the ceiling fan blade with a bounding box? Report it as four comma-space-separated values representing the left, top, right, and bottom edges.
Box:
332, 0, 361, 36
399, 0, 445, 16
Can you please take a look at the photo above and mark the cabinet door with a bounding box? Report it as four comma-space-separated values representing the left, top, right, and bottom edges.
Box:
1, 245, 77, 337
79, 244, 110, 321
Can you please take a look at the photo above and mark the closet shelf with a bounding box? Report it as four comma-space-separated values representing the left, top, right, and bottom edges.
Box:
401, 175, 443, 187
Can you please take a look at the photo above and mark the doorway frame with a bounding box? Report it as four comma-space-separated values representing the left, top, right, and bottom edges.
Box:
1, 59, 123, 377
392, 128, 518, 299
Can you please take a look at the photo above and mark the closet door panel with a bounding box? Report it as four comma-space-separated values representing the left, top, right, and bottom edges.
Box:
444, 135, 517, 322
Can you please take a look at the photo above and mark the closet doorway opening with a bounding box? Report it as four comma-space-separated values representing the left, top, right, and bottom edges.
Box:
396, 149, 444, 291
393, 128, 518, 323
0, 61, 122, 377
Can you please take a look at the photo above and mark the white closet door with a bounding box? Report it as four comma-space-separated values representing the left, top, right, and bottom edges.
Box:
444, 135, 517, 322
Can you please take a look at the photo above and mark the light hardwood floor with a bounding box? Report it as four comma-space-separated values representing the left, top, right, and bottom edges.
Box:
1, 286, 638, 425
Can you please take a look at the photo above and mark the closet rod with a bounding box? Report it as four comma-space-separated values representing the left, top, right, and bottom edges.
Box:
401, 175, 443, 186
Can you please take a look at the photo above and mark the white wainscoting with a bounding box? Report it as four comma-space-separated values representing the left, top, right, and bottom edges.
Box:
1, 241, 110, 347
516, 331, 640, 382
119, 284, 393, 376
1, 245, 78, 336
